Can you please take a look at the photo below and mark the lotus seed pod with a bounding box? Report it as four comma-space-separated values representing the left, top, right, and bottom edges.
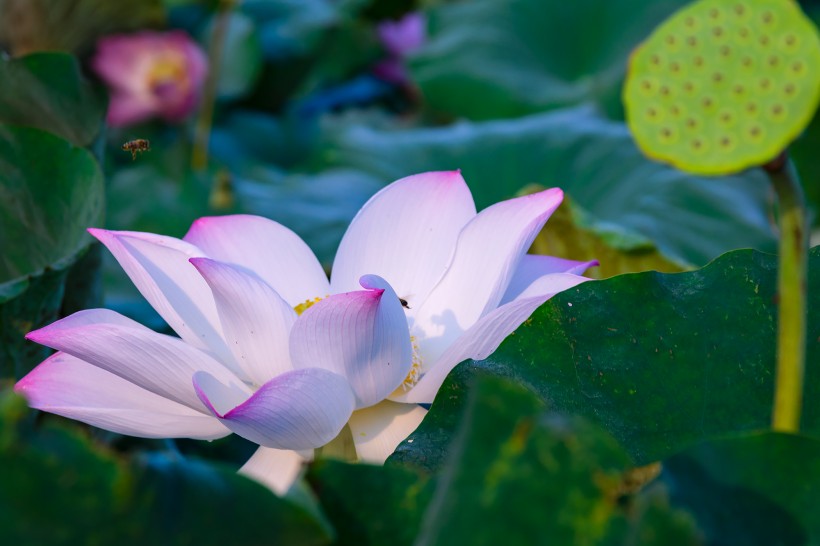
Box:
624, 0, 820, 175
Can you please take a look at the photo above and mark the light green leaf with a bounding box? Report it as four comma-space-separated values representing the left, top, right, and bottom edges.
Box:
205, 12, 264, 100
410, 0, 689, 120
319, 106, 776, 266
0, 53, 106, 146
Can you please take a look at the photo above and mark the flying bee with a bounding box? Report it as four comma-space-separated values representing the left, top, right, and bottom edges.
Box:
122, 138, 151, 160
399, 298, 411, 309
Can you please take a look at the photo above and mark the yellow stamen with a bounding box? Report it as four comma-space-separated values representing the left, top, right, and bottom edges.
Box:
401, 336, 422, 391
294, 296, 324, 316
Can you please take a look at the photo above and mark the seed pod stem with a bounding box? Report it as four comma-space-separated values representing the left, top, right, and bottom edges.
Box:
767, 153, 807, 433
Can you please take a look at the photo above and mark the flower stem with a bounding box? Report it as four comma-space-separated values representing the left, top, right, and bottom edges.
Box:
191, 0, 235, 171
765, 153, 808, 432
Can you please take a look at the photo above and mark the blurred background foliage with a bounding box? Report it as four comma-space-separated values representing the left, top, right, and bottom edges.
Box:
1, 0, 819, 544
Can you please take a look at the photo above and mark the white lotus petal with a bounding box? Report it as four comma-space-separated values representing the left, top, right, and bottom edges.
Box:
412, 188, 564, 368
183, 215, 330, 307
89, 228, 238, 371
501, 255, 598, 304
290, 275, 412, 409
191, 258, 297, 385
15, 352, 229, 439
348, 400, 427, 463
330, 171, 476, 309
193, 368, 356, 450
509, 272, 592, 302
395, 275, 588, 404
239, 446, 309, 495
26, 308, 250, 412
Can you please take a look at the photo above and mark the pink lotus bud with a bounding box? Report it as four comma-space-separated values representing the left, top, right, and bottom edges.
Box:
377, 12, 426, 58
373, 12, 427, 84
91, 30, 208, 127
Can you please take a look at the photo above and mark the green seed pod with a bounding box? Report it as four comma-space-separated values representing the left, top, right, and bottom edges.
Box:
624, 0, 820, 175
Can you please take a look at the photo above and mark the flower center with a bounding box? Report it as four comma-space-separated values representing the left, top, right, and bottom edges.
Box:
296, 294, 422, 391
147, 53, 189, 95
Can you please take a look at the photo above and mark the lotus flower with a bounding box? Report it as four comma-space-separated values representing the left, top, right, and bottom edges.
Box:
373, 12, 426, 84
91, 30, 207, 127
16, 171, 595, 492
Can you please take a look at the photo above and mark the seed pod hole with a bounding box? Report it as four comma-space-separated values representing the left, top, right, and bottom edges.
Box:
687, 36, 698, 46
784, 34, 797, 48
719, 45, 731, 56
784, 83, 796, 96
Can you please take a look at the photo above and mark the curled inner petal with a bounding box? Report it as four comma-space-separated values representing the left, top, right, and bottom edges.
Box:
193, 368, 356, 450
290, 275, 412, 409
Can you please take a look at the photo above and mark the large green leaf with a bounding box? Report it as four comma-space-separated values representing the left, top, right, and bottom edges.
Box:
0, 53, 106, 146
391, 248, 820, 471
410, 0, 689, 120
0, 126, 104, 377
0, 125, 103, 281
412, 377, 701, 546
319, 106, 776, 266
0, 389, 332, 545
661, 432, 820, 544
306, 460, 434, 546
